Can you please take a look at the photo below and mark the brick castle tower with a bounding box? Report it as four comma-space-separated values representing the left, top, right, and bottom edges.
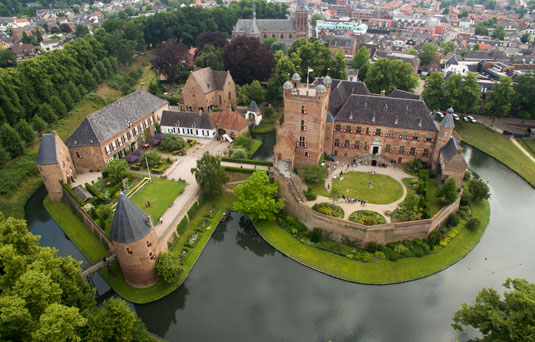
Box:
431, 108, 455, 172
274, 74, 331, 171
110, 192, 162, 288
36, 131, 77, 202
295, 0, 309, 38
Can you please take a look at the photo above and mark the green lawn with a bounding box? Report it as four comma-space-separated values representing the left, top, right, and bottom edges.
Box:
307, 181, 330, 197
43, 197, 110, 263
131, 178, 186, 221
455, 122, 535, 187
249, 139, 262, 157
517, 138, 535, 159
254, 197, 490, 284
332, 171, 403, 204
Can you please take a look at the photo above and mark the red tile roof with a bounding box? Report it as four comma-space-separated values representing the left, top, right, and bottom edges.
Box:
209, 111, 248, 131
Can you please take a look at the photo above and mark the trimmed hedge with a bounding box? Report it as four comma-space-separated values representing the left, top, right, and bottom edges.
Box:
150, 165, 167, 174
177, 216, 188, 235
187, 202, 199, 220
130, 165, 141, 170
221, 157, 273, 166
223, 166, 256, 174
85, 183, 101, 197
63, 183, 84, 206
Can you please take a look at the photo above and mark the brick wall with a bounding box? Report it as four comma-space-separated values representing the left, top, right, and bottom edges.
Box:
276, 170, 461, 246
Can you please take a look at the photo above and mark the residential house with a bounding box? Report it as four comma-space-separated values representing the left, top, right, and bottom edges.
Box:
209, 111, 249, 139
326, 34, 357, 57
160, 111, 216, 139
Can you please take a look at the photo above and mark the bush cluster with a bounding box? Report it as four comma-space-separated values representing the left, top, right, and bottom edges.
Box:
187, 202, 199, 220
348, 210, 386, 226
312, 202, 344, 218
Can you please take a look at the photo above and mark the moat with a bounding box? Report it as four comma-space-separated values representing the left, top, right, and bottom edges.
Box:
25, 144, 535, 341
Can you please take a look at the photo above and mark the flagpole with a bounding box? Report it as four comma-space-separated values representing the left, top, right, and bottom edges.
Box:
307, 68, 309, 89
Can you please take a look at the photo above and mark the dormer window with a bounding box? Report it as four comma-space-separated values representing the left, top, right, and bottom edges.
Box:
384, 103, 388, 111
364, 102, 367, 109
394, 116, 399, 125
417, 119, 422, 127
405, 105, 409, 113
371, 114, 376, 122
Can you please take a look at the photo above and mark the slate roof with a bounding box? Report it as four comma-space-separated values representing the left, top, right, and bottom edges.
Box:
247, 17, 260, 35
191, 67, 229, 94
233, 18, 296, 34
440, 136, 461, 162
210, 111, 248, 131
248, 100, 260, 112
328, 35, 355, 49
389, 89, 421, 100
36, 133, 57, 165
326, 112, 335, 123
327, 79, 370, 116
441, 113, 455, 129
110, 192, 153, 244
334, 95, 438, 132
65, 90, 168, 147
160, 111, 215, 129
73, 186, 94, 202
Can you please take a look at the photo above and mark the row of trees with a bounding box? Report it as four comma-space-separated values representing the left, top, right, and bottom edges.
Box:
0, 214, 158, 341
423, 71, 535, 123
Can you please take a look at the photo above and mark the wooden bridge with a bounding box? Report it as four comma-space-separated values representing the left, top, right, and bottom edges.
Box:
81, 254, 116, 277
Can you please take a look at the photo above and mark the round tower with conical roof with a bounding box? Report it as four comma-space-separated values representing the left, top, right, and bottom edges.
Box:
110, 192, 160, 288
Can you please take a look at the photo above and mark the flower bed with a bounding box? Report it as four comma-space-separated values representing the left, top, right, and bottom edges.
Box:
311, 202, 344, 218
348, 210, 386, 226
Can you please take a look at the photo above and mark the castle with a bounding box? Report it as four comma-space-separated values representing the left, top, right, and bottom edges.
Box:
232, 0, 309, 44
273, 74, 467, 187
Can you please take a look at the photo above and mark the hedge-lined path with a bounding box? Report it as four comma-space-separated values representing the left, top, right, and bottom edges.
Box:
307, 163, 416, 223
154, 138, 230, 245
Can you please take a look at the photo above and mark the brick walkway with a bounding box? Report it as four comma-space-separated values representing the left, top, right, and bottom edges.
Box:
307, 163, 416, 223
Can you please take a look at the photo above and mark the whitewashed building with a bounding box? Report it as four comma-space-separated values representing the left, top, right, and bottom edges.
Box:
160, 111, 217, 139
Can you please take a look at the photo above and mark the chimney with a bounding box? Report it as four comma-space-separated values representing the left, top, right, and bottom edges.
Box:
140, 83, 146, 93
380, 89, 386, 96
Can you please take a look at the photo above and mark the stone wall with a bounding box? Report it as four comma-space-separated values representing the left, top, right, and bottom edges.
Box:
276, 170, 461, 246
61, 186, 114, 252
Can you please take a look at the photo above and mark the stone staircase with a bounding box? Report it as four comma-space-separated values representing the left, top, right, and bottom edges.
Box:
288, 175, 306, 202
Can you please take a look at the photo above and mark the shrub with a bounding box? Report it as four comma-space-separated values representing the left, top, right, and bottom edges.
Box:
264, 107, 274, 117
427, 231, 441, 250
177, 216, 189, 235
63, 183, 84, 206
188, 202, 199, 220
466, 218, 481, 231
161, 134, 185, 151
447, 213, 461, 227
105, 159, 130, 185
234, 133, 253, 151
366, 241, 380, 253
85, 183, 101, 197
304, 187, 317, 201
198, 192, 207, 206
231, 148, 248, 159
348, 210, 386, 226
303, 165, 328, 184
383, 246, 400, 261
155, 252, 182, 283
143, 150, 161, 166
412, 244, 425, 257
312, 202, 344, 218
460, 194, 470, 206
309, 228, 323, 243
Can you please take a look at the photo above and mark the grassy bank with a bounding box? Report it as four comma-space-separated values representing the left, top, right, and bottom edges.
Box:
253, 197, 490, 284
250, 112, 282, 133
44, 191, 234, 304
517, 138, 535, 159
455, 122, 535, 187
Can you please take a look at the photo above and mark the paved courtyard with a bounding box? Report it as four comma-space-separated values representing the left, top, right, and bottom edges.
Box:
307, 161, 415, 223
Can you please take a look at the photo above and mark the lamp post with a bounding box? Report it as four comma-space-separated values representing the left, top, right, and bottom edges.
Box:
145, 156, 152, 181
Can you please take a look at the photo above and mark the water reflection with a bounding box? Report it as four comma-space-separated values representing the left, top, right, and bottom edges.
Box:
250, 131, 275, 161
235, 216, 275, 257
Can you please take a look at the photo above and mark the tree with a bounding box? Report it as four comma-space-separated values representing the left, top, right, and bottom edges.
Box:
310, 13, 324, 27
224, 36, 274, 85
67, 81, 82, 103
288, 38, 345, 81
446, 73, 481, 114
231, 148, 248, 158
423, 72, 448, 110
195, 31, 228, 50
465, 218, 481, 231
60, 89, 75, 111
468, 178, 490, 201
365, 58, 418, 94
91, 67, 102, 83
142, 150, 161, 167
407, 48, 418, 56
419, 43, 439, 66
332, 49, 347, 79
484, 77, 514, 125
233, 170, 284, 222
155, 252, 182, 283
105, 159, 129, 184
0, 145, 8, 165
194, 45, 225, 71
352, 46, 369, 82
452, 278, 535, 341
266, 51, 297, 103
0, 123, 24, 157
191, 152, 229, 198
82, 70, 97, 91
49, 95, 68, 117
303, 165, 328, 184
0, 48, 16, 68
84, 298, 136, 342
262, 37, 277, 47
38, 103, 57, 124
440, 41, 457, 55
15, 119, 35, 144
241, 80, 265, 105
521, 32, 531, 44
513, 72, 535, 124
475, 22, 489, 36
60, 23, 71, 33
151, 39, 189, 83
492, 25, 506, 40
33, 303, 87, 342
32, 115, 46, 133
74, 24, 89, 37
160, 134, 185, 151
438, 177, 457, 204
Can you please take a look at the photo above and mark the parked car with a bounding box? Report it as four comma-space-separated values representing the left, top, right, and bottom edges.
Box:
467, 115, 477, 123
452, 113, 460, 121
435, 112, 444, 119
462, 116, 469, 122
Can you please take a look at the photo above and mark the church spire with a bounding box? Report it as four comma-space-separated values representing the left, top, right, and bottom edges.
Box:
247, 0, 260, 35
252, 0, 256, 19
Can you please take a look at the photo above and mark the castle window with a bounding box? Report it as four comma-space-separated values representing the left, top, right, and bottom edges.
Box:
366, 127, 370, 135
400, 146, 405, 154
76, 152, 82, 159
386, 144, 391, 152
272, 34, 275, 38
289, 34, 292, 38
264, 34, 267, 38
299, 136, 306, 147
413, 133, 419, 140
388, 129, 393, 137
280, 34, 284, 38
335, 124, 341, 131
105, 145, 111, 154
305, 152, 310, 157
423, 148, 429, 157
426, 134, 433, 142
345, 139, 350, 148
355, 140, 360, 149
301, 106, 306, 114
410, 147, 416, 155
146, 241, 152, 247
112, 141, 117, 150
301, 120, 305, 131
126, 247, 133, 255
357, 126, 362, 134
346, 125, 351, 132
376, 128, 381, 135
364, 142, 368, 150
150, 117, 154, 125
334, 138, 339, 146
402, 132, 408, 139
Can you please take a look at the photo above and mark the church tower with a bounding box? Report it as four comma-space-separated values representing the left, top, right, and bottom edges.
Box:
110, 192, 161, 288
295, 0, 309, 38
431, 108, 455, 172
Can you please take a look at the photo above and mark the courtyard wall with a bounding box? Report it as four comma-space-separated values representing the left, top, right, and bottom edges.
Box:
276, 170, 461, 246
